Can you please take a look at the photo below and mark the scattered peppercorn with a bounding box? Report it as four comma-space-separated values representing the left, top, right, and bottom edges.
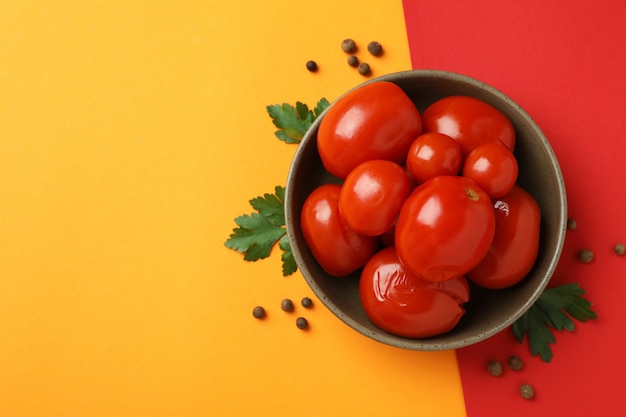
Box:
347, 55, 359, 67
367, 41, 383, 56
306, 60, 318, 72
508, 355, 523, 371
301, 297, 313, 308
487, 360, 503, 377
252, 306, 266, 319
578, 249, 594, 263
614, 243, 625, 256
358, 62, 371, 76
296, 317, 309, 329
567, 218, 577, 230
520, 384, 535, 400
281, 298, 294, 312
341, 38, 357, 53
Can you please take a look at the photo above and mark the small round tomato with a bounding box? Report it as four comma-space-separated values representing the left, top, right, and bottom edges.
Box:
300, 184, 378, 277
462, 142, 519, 198
360, 246, 469, 338
339, 160, 411, 236
395, 175, 496, 282
467, 185, 541, 289
406, 132, 462, 184
421, 95, 515, 157
317, 81, 422, 179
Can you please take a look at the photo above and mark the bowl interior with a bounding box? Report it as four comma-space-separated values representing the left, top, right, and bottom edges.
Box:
285, 70, 567, 350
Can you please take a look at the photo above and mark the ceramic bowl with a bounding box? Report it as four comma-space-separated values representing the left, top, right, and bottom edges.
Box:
284, 69, 567, 350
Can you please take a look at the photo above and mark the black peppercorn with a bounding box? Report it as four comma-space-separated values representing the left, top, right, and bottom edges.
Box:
520, 384, 535, 400
341, 38, 357, 53
358, 62, 371, 76
508, 355, 523, 371
487, 360, 503, 377
306, 60, 318, 72
614, 243, 625, 256
301, 297, 313, 308
567, 218, 577, 230
296, 317, 309, 329
578, 249, 594, 263
347, 55, 359, 67
367, 41, 383, 56
281, 299, 294, 312
252, 306, 266, 319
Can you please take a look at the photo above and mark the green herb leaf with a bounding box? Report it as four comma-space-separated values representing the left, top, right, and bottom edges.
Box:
266, 98, 329, 144
314, 98, 330, 117
249, 186, 286, 227
512, 283, 597, 362
279, 234, 297, 276
225, 186, 296, 276
225, 212, 285, 261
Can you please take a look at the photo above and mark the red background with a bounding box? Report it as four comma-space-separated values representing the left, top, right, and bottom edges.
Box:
403, 0, 626, 414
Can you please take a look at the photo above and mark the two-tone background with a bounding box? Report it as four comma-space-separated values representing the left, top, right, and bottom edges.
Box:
2, 1, 624, 415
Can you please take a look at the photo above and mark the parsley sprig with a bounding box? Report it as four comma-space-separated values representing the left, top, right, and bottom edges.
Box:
266, 98, 330, 144
512, 283, 597, 362
225, 99, 329, 275
225, 186, 296, 276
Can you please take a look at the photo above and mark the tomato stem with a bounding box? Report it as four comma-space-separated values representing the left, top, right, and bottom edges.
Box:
466, 188, 479, 201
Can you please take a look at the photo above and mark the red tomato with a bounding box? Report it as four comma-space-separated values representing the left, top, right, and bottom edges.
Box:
467, 185, 541, 289
395, 175, 496, 282
317, 81, 422, 179
300, 184, 378, 277
462, 142, 519, 198
421, 96, 515, 157
339, 160, 411, 236
359, 246, 469, 338
406, 132, 462, 184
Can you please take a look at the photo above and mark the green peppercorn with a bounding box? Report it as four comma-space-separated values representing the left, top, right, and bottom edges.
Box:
252, 306, 266, 319
306, 60, 318, 72
508, 355, 523, 371
341, 38, 357, 53
567, 218, 577, 230
367, 41, 383, 56
358, 62, 371, 76
296, 317, 309, 329
487, 360, 503, 377
578, 249, 594, 263
520, 384, 535, 400
614, 243, 625, 256
301, 297, 313, 308
347, 55, 359, 67
281, 298, 294, 312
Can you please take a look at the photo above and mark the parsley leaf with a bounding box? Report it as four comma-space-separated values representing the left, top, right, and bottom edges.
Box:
225, 186, 296, 276
279, 234, 297, 276
512, 283, 597, 362
267, 98, 330, 144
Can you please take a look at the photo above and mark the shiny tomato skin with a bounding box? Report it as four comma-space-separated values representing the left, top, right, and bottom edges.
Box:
421, 96, 515, 157
462, 142, 519, 198
395, 175, 496, 282
467, 185, 541, 289
406, 132, 463, 184
359, 246, 468, 338
317, 81, 422, 179
339, 160, 411, 236
301, 184, 378, 277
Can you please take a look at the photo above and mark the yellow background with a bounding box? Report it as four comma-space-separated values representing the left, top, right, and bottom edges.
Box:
0, 1, 466, 416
